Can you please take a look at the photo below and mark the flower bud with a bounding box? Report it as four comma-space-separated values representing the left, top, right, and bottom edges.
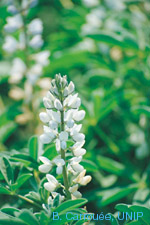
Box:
39, 112, 49, 123
73, 110, 85, 121
73, 148, 86, 157
49, 120, 58, 129
67, 120, 74, 128
40, 133, 52, 144
80, 175, 92, 186
59, 131, 68, 141
43, 97, 52, 108
61, 141, 67, 149
68, 81, 75, 94
54, 99, 63, 111
73, 133, 85, 142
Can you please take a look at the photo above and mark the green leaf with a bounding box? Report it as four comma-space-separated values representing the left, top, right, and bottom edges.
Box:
1, 207, 20, 217
132, 105, 150, 117
0, 157, 14, 185
17, 209, 40, 225
129, 205, 150, 224
87, 32, 138, 49
0, 185, 11, 195
53, 194, 60, 208
80, 159, 98, 172
126, 221, 142, 225
97, 185, 138, 206
115, 203, 133, 214
29, 136, 38, 161
0, 122, 17, 143
97, 155, 139, 182
11, 173, 32, 191
54, 198, 88, 215
25, 191, 41, 204
10, 154, 39, 169
97, 155, 125, 175
109, 214, 119, 225
116, 204, 150, 225
40, 211, 49, 225
43, 144, 57, 160
0, 212, 27, 225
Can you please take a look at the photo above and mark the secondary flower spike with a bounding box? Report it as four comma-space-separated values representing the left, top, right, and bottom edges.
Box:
39, 74, 92, 201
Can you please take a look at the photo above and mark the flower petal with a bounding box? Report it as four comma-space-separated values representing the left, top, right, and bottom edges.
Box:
59, 131, 68, 141
44, 182, 56, 192
73, 110, 85, 121
39, 164, 52, 173
39, 112, 50, 123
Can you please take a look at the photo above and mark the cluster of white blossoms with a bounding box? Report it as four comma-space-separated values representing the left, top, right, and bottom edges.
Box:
3, 0, 50, 84
39, 74, 92, 201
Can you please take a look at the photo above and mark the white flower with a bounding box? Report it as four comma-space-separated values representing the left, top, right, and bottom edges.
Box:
40, 133, 52, 144
29, 35, 43, 49
21, 0, 39, 10
44, 174, 59, 192
47, 91, 56, 102
7, 5, 18, 15
54, 99, 63, 111
72, 133, 85, 142
43, 125, 56, 139
59, 131, 68, 141
43, 97, 53, 109
66, 94, 81, 109
49, 120, 58, 129
50, 111, 61, 123
63, 87, 68, 97
72, 140, 85, 150
53, 158, 65, 174
39, 156, 53, 173
28, 18, 43, 35
69, 156, 84, 173
32, 50, 50, 66
4, 15, 23, 33
73, 148, 86, 157
69, 184, 82, 199
61, 141, 67, 150
70, 124, 82, 136
68, 81, 75, 94
3, 36, 18, 53
72, 190, 82, 199
73, 110, 85, 121
64, 109, 75, 122
66, 120, 74, 128
71, 140, 86, 156
9, 58, 26, 83
80, 175, 92, 186
39, 112, 50, 123
69, 184, 78, 193
73, 169, 91, 185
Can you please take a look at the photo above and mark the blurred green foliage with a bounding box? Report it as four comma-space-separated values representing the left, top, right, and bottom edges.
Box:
0, 0, 150, 224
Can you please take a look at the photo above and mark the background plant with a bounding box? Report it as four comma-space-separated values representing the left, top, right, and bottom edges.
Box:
0, 0, 150, 224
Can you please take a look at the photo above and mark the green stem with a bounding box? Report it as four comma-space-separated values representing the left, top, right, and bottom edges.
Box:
60, 98, 71, 200
16, 194, 43, 209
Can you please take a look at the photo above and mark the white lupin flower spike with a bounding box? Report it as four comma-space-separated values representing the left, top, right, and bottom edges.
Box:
38, 74, 91, 201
